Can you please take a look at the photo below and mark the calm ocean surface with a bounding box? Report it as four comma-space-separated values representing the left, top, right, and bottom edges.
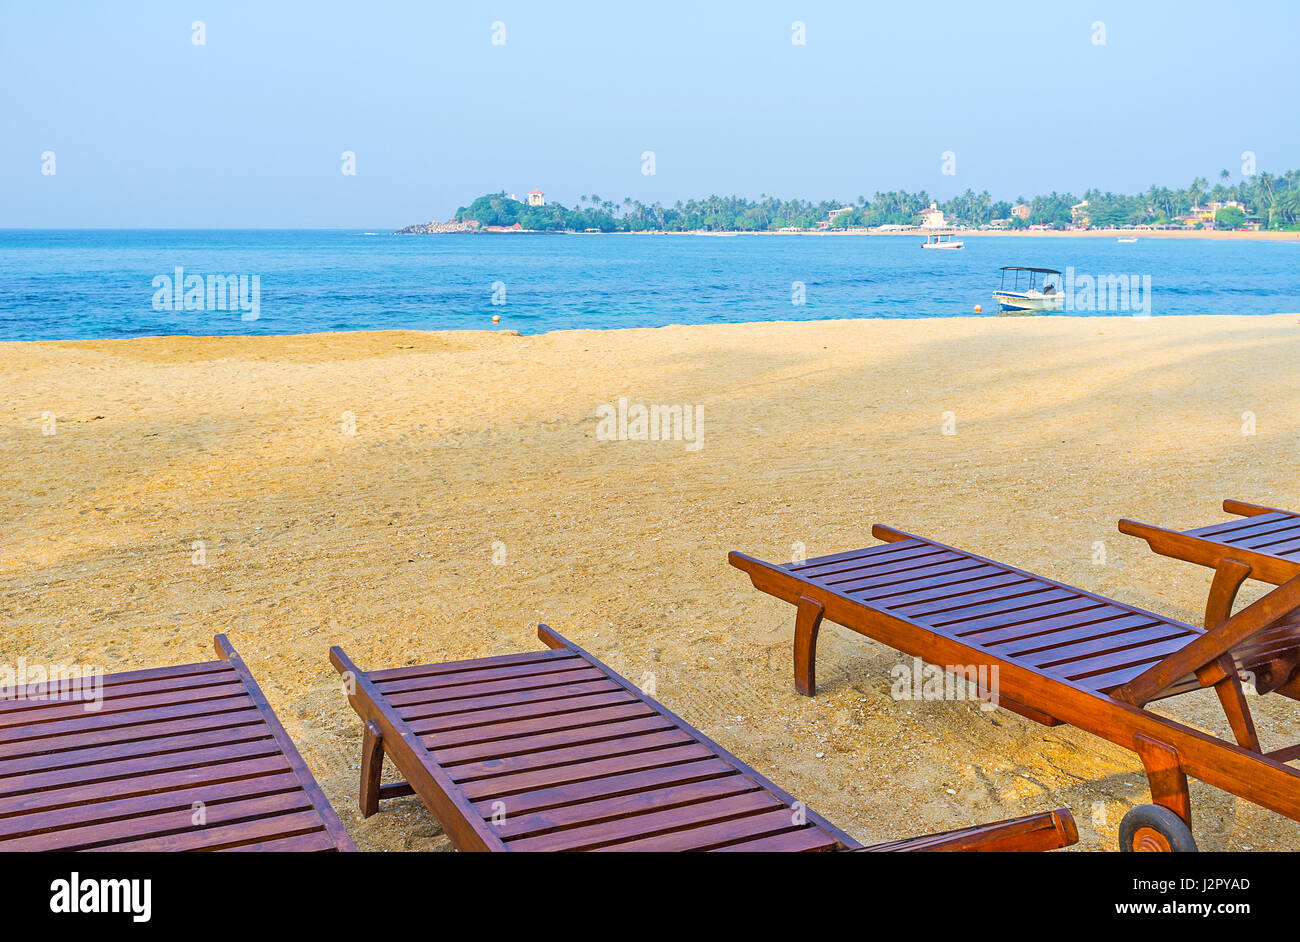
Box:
2, 229, 1298, 341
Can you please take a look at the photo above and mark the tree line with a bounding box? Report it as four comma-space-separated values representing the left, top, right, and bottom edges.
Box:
453, 169, 1300, 232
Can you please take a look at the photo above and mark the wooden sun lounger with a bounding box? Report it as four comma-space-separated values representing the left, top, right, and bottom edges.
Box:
330, 626, 1077, 851
0, 635, 354, 851
731, 524, 1300, 851
1121, 499, 1300, 588
1119, 498, 1300, 710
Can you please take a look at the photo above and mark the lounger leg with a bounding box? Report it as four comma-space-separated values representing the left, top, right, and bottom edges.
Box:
360, 720, 385, 818
1134, 735, 1192, 827
794, 595, 825, 696
1196, 655, 1261, 752
1203, 558, 1251, 630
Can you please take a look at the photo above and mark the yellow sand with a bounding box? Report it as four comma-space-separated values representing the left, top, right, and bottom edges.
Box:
3, 313, 1299, 851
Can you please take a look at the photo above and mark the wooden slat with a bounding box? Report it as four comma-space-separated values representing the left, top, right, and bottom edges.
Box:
0, 722, 270, 777
953, 597, 1104, 638
928, 588, 1077, 627
492, 775, 762, 839
1190, 514, 1289, 535
432, 715, 677, 766
0, 694, 257, 745
215, 830, 341, 852
469, 759, 742, 818
372, 658, 589, 695
8, 791, 315, 852
0, 739, 286, 797
0, 771, 303, 843
822, 552, 974, 590
872, 572, 1032, 610
505, 790, 783, 851
0, 707, 267, 761
590, 808, 806, 852
0, 661, 234, 709
93, 810, 329, 852
399, 688, 635, 729
785, 539, 931, 575
896, 579, 1044, 619
447, 728, 694, 783
0, 681, 250, 731
366, 648, 578, 683
998, 614, 1167, 656
383, 677, 618, 712
458, 743, 718, 801
1024, 623, 1191, 668
419, 701, 657, 747
1224, 523, 1300, 550
710, 827, 840, 852
1247, 537, 1300, 561
1057, 636, 1192, 680
0, 754, 292, 819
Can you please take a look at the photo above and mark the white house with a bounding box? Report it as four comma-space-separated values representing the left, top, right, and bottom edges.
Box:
919, 202, 946, 229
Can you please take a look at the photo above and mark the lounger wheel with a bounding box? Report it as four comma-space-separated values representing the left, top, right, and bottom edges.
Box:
1119, 804, 1198, 852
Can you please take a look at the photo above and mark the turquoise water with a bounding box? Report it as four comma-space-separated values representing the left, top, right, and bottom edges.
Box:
1, 229, 1298, 340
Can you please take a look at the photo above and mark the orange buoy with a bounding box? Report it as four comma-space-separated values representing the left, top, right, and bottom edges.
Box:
973, 304, 982, 313
492, 314, 500, 323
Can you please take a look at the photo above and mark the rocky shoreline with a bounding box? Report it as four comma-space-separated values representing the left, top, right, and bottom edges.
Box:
395, 219, 481, 234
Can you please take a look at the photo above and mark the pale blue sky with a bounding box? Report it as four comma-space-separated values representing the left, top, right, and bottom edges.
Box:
2, 1, 1296, 227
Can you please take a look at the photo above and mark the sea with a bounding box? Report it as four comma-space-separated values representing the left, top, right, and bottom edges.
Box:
2, 229, 1298, 341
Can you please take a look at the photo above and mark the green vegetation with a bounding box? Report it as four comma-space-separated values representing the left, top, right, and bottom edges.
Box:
1215, 206, 1247, 229
453, 169, 1300, 232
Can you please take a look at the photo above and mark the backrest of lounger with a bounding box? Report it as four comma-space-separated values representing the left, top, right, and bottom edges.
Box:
1188, 508, 1300, 575
0, 637, 354, 851
1120, 505, 1300, 587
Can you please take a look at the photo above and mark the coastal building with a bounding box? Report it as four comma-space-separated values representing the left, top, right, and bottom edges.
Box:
919, 201, 946, 229
819, 206, 855, 229
1071, 199, 1090, 226
527, 189, 545, 207
1010, 203, 1032, 221
1179, 200, 1248, 229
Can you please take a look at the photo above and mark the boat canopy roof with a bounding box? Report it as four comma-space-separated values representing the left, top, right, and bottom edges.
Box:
999, 266, 1062, 274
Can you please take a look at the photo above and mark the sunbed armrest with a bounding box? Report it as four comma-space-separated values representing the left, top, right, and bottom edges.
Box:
1223, 499, 1285, 518
856, 809, 1077, 852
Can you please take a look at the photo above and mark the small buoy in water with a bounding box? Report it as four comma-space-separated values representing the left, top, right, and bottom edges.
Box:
492, 314, 500, 323
973, 304, 982, 313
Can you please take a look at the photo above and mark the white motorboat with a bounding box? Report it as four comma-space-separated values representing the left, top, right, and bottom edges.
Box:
992, 266, 1065, 314
922, 233, 964, 250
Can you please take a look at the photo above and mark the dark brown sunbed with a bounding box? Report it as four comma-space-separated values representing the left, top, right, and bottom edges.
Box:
1121, 499, 1300, 588
1120, 498, 1300, 705
730, 524, 1300, 851
330, 626, 1077, 851
0, 635, 354, 851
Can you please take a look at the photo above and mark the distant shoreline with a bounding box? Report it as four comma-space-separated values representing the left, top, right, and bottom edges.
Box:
413, 227, 1300, 243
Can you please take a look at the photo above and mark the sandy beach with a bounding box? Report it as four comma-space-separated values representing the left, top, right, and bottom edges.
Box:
3, 313, 1299, 851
